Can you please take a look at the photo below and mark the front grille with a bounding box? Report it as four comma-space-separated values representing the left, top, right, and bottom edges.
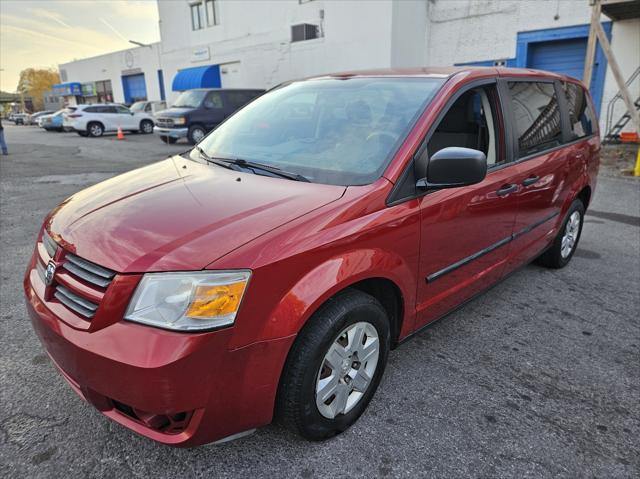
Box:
155, 117, 174, 128
34, 231, 116, 321
56, 253, 116, 319
63, 253, 115, 288
42, 230, 58, 258
54, 285, 99, 318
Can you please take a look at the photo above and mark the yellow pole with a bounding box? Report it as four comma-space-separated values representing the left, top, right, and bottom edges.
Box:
634, 146, 640, 177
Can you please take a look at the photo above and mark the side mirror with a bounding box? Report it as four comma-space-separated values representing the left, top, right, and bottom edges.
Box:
416, 147, 487, 190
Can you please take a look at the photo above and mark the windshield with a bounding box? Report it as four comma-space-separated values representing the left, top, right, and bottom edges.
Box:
193, 77, 444, 185
130, 101, 146, 112
172, 90, 207, 109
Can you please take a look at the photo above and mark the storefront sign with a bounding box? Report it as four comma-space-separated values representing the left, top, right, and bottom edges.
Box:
191, 46, 210, 62
52, 82, 82, 96
81, 82, 96, 96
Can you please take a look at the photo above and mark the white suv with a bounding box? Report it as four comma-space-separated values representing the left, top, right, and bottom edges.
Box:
63, 104, 155, 137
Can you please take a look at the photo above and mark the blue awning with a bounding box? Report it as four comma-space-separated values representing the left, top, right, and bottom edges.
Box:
172, 65, 221, 91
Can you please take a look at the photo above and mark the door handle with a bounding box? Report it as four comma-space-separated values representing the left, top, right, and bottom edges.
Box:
496, 184, 518, 197
522, 175, 540, 187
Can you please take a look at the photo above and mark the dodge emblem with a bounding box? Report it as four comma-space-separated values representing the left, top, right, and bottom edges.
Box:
45, 261, 56, 286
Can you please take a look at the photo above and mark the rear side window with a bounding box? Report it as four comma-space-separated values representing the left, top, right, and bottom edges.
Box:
508, 81, 563, 158
226, 91, 259, 110
84, 106, 98, 113
561, 81, 597, 139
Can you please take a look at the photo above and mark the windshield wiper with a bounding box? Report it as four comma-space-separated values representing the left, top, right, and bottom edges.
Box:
221, 156, 310, 182
197, 151, 310, 182
194, 146, 243, 171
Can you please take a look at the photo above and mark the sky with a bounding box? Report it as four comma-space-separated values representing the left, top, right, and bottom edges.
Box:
0, 0, 161, 92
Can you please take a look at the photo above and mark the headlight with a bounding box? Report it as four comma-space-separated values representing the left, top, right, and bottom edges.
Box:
124, 271, 251, 331
173, 117, 187, 125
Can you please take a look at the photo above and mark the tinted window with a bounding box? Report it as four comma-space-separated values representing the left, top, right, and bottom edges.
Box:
204, 91, 223, 109
83, 106, 99, 113
508, 82, 563, 158
194, 78, 444, 186
561, 81, 596, 139
115, 105, 130, 114
226, 91, 259, 110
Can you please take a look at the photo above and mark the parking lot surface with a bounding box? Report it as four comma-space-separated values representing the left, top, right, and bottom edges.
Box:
1, 125, 638, 478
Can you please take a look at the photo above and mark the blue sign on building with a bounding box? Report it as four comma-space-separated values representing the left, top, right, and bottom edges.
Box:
52, 82, 82, 96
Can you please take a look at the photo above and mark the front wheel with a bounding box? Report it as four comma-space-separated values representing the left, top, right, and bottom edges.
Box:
187, 125, 206, 145
277, 289, 390, 441
536, 199, 585, 268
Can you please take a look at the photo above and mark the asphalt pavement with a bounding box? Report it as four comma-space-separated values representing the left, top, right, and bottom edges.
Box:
0, 124, 638, 478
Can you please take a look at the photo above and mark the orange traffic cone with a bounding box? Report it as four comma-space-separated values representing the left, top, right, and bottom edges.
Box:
117, 126, 124, 140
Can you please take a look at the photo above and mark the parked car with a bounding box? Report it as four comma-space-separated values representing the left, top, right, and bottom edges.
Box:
25, 67, 599, 447
153, 88, 264, 144
29, 110, 55, 125
63, 103, 155, 137
12, 113, 29, 125
40, 109, 68, 132
130, 100, 167, 116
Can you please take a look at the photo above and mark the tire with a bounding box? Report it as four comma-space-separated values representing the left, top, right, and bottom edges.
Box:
277, 289, 390, 441
187, 125, 206, 145
160, 135, 177, 144
536, 199, 585, 269
140, 120, 154, 134
87, 122, 104, 137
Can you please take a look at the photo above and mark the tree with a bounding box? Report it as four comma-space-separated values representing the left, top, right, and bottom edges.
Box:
16, 68, 60, 111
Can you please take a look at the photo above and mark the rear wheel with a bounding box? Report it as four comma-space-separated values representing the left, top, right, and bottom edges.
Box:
187, 125, 206, 145
160, 135, 177, 144
140, 120, 154, 134
277, 289, 390, 441
536, 199, 585, 269
87, 122, 104, 137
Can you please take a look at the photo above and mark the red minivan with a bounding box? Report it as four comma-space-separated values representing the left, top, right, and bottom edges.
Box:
24, 67, 599, 446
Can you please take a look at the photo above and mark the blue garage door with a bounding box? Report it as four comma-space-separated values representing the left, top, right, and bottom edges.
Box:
122, 74, 147, 104
523, 23, 612, 115
529, 38, 588, 81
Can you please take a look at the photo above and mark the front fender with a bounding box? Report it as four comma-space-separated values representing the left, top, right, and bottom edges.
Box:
259, 248, 417, 342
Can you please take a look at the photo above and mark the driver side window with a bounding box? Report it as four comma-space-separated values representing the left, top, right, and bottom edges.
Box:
428, 85, 502, 167
204, 91, 223, 109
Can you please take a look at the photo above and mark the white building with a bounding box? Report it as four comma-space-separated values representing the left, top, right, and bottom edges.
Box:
58, 0, 639, 134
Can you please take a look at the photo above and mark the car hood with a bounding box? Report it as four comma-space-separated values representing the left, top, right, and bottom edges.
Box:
48, 156, 346, 273
155, 107, 194, 117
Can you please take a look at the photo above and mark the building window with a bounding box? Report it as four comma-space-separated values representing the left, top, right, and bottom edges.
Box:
191, 2, 204, 30
205, 0, 218, 26
95, 80, 113, 103
291, 23, 318, 42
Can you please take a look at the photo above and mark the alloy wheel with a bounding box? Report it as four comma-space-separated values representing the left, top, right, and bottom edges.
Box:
561, 211, 581, 258
89, 124, 103, 137
315, 321, 380, 419
192, 128, 205, 143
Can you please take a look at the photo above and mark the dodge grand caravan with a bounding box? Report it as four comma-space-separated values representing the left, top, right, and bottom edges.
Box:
25, 67, 599, 446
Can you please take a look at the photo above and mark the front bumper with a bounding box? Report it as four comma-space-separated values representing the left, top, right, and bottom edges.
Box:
153, 126, 188, 139
24, 265, 294, 446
